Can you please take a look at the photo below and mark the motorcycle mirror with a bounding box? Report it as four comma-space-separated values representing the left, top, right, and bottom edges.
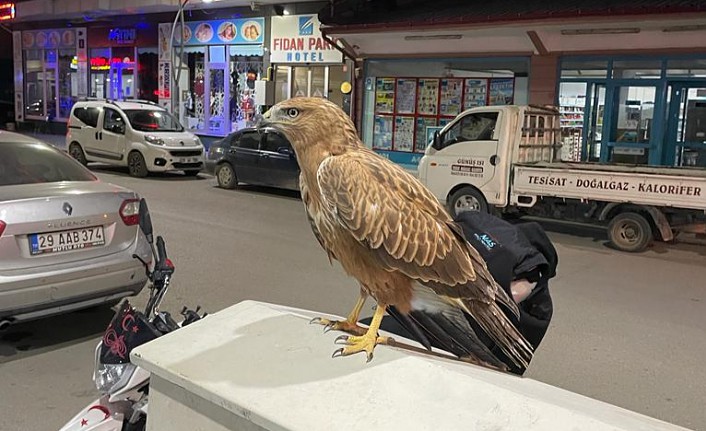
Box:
138, 198, 154, 242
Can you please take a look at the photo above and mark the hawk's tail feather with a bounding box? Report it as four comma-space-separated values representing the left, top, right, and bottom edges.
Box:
464, 300, 534, 370
388, 304, 509, 371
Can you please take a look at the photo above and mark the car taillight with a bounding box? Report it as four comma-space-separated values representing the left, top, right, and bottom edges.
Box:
119, 199, 140, 226
0, 221, 5, 237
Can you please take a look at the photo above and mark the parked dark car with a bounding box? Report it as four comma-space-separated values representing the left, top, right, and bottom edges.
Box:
206, 127, 300, 191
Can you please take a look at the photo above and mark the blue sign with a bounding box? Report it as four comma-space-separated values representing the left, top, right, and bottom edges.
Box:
374, 150, 424, 169
174, 18, 265, 46
298, 16, 314, 36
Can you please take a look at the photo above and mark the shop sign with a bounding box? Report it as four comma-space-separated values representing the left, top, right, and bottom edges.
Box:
108, 28, 137, 45
22, 29, 76, 49
89, 56, 133, 71
172, 17, 265, 46
270, 14, 342, 63
374, 150, 423, 168
0, 3, 15, 21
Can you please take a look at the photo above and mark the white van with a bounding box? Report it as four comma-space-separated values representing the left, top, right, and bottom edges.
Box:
66, 100, 204, 177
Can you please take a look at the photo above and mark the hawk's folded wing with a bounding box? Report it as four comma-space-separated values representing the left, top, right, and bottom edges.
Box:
316, 149, 497, 301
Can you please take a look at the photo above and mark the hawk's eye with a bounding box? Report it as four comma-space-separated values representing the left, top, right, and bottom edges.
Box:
286, 108, 299, 118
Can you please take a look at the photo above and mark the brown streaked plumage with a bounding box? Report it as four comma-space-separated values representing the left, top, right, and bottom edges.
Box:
259, 97, 532, 369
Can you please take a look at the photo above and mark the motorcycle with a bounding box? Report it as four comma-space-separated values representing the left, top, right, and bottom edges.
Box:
60, 198, 206, 431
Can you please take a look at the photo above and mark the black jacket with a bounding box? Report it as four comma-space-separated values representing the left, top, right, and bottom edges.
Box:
455, 211, 558, 373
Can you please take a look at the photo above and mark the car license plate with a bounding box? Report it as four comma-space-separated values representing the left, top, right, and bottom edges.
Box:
179, 157, 199, 163
29, 226, 105, 256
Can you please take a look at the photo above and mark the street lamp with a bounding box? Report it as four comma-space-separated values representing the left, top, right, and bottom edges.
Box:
168, 0, 192, 118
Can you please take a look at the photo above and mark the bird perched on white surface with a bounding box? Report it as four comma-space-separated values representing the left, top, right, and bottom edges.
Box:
258, 98, 532, 370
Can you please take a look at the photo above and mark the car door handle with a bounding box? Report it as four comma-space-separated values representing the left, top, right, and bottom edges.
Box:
260, 154, 269, 159
490, 155, 498, 166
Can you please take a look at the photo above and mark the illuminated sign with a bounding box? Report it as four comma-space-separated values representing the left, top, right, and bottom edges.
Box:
108, 28, 136, 45
89, 57, 134, 71
0, 3, 15, 21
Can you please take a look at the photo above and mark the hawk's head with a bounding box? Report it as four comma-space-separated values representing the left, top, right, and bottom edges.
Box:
258, 97, 359, 157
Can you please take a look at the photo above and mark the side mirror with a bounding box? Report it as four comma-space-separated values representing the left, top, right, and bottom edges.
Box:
138, 198, 154, 243
432, 131, 441, 149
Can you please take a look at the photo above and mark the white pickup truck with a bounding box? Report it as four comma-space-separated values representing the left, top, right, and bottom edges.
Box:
417, 105, 706, 252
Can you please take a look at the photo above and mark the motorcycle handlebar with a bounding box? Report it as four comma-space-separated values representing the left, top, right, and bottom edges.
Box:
155, 236, 168, 266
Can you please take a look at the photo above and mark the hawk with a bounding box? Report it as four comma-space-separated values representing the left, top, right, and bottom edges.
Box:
258, 98, 532, 370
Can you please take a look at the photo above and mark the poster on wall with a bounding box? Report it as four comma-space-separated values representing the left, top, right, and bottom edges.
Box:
375, 78, 395, 114
439, 78, 463, 117
464, 78, 487, 109
489, 78, 514, 105
417, 79, 439, 116
373, 115, 393, 150
415, 117, 437, 153
393, 116, 415, 152
173, 18, 265, 46
21, 29, 76, 49
270, 14, 342, 63
13, 31, 23, 122
395, 78, 416, 115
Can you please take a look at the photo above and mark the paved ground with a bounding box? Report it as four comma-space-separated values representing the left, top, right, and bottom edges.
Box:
1, 167, 705, 430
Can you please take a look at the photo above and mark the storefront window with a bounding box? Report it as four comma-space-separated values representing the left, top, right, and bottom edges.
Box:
181, 46, 206, 132
560, 59, 609, 79
90, 48, 110, 99
666, 59, 706, 78
24, 50, 44, 118
612, 60, 662, 80
327, 66, 347, 107
229, 50, 263, 130
364, 58, 526, 155
58, 49, 77, 118
137, 48, 158, 102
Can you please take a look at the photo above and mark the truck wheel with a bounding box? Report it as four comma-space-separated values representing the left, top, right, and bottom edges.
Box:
608, 212, 653, 252
449, 187, 488, 216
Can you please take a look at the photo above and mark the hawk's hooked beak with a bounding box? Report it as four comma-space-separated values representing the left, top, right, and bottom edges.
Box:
257, 109, 273, 131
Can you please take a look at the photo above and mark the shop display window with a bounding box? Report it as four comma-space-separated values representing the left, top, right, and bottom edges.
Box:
229, 50, 263, 131
371, 76, 515, 153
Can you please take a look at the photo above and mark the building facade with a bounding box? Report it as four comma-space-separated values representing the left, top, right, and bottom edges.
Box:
320, 0, 706, 169
8, 0, 353, 138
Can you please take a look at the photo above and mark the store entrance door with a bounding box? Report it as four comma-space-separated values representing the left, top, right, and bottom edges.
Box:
665, 82, 706, 167
602, 83, 662, 165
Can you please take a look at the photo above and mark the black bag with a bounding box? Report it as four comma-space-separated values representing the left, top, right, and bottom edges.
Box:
454, 211, 558, 373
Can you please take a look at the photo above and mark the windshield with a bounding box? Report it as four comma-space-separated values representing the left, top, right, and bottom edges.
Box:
123, 109, 184, 133
0, 142, 97, 185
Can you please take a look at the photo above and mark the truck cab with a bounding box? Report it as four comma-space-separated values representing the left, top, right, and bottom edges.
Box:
418, 105, 559, 215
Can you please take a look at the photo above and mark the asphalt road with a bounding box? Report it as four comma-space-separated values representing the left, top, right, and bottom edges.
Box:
1, 167, 706, 431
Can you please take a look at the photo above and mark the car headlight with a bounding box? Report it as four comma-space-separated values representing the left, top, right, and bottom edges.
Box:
193, 136, 203, 146
93, 344, 137, 394
145, 135, 165, 146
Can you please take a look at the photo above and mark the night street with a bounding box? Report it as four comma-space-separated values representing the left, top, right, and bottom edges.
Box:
1, 168, 705, 431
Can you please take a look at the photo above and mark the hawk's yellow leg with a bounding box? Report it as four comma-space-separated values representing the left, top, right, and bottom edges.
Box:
310, 290, 368, 336
332, 304, 393, 362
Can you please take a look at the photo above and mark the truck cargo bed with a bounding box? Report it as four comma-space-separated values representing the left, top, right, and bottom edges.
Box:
512, 162, 706, 211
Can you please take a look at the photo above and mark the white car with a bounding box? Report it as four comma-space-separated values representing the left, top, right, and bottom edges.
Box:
66, 100, 205, 177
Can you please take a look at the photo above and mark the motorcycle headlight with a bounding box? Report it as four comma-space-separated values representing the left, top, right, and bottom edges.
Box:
145, 135, 165, 146
93, 345, 137, 394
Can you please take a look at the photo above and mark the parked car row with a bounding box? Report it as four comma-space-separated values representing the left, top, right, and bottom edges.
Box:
64, 99, 301, 190
0, 102, 299, 326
